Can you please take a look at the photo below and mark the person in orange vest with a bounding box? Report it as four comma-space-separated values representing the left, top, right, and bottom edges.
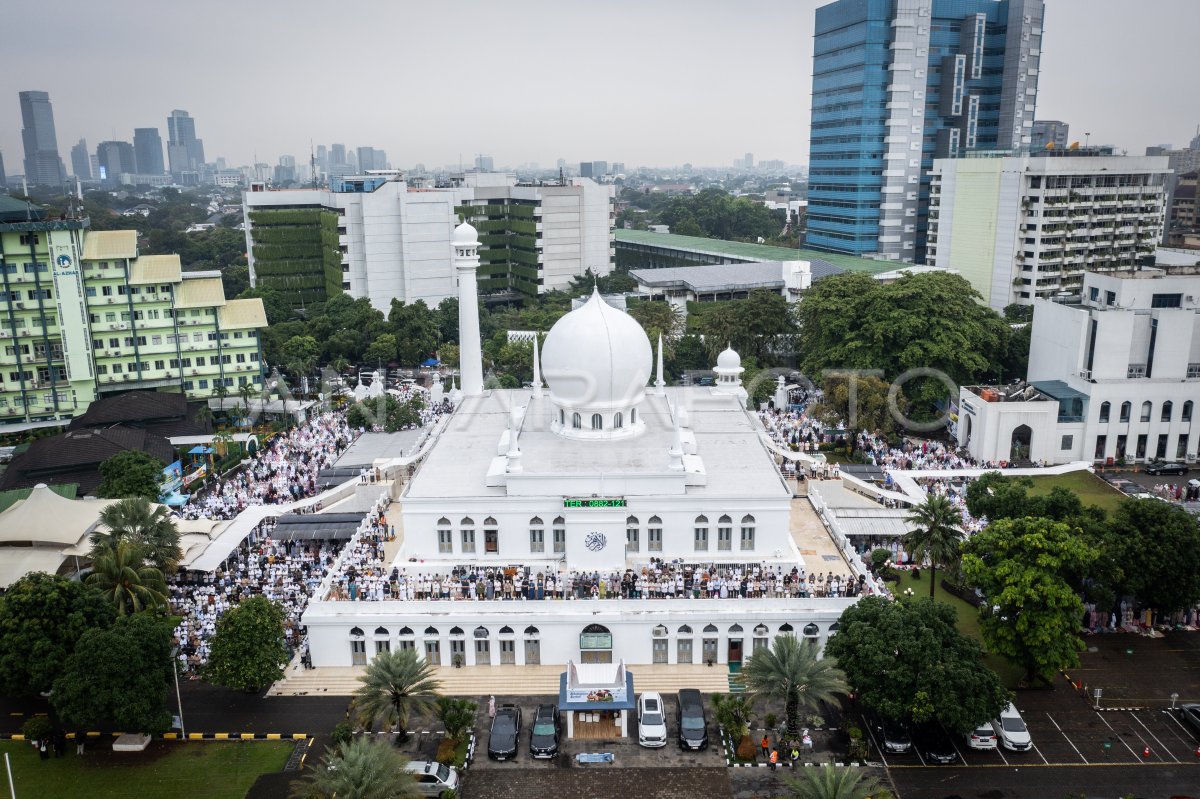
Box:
761, 734, 769, 758
769, 748, 778, 770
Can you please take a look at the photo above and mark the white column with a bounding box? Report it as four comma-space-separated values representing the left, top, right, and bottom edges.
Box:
454, 223, 484, 397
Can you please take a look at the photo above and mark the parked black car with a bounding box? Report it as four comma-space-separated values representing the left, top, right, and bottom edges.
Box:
487, 704, 522, 761
528, 704, 561, 759
866, 712, 912, 754
1179, 703, 1200, 736
676, 689, 709, 750
1144, 459, 1188, 476
912, 723, 959, 765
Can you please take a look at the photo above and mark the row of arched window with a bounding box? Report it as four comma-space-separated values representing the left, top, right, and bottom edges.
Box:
651, 621, 831, 637
1099, 399, 1193, 424
352, 625, 541, 638
559, 408, 638, 431
434, 514, 758, 553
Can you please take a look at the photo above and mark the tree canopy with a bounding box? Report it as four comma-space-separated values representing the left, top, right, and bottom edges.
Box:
1103, 498, 1200, 612
51, 613, 175, 735
740, 636, 847, 738
808, 374, 903, 446
0, 572, 115, 696
96, 450, 165, 501
204, 596, 291, 691
345, 394, 424, 432
902, 495, 965, 598
961, 516, 1099, 685
290, 736, 420, 799
824, 596, 1009, 732
85, 538, 168, 616
94, 497, 182, 574
353, 649, 440, 740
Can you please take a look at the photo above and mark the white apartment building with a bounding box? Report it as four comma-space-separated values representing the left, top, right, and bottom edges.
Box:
243, 173, 614, 312
928, 152, 1169, 310
957, 269, 1200, 465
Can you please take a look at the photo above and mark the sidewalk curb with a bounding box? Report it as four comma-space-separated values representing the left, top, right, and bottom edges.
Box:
0, 732, 309, 741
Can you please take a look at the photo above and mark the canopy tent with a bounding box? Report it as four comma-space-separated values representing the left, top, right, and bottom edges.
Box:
272, 512, 366, 541
0, 484, 116, 547
420, 357, 440, 367
188, 445, 215, 455
0, 548, 72, 589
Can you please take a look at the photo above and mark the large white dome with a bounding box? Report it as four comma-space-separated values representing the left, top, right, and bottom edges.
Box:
541, 289, 652, 414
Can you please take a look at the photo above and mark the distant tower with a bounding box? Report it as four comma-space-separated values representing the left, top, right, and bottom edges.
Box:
453, 221, 485, 397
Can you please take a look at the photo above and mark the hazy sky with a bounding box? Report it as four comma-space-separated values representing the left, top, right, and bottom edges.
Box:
2, 0, 1198, 172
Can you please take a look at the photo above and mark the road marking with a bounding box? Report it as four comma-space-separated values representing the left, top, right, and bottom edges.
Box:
1128, 712, 1179, 763
1030, 743, 1050, 765
886, 761, 1187, 769
1094, 710, 1144, 761
995, 744, 1008, 766
944, 726, 970, 767
1044, 712, 1088, 764
1161, 709, 1200, 744
859, 714, 889, 769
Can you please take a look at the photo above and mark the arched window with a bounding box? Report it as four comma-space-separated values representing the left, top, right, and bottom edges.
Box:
1185, 401, 1195, 422
552, 516, 565, 554
626, 515, 639, 553
460, 516, 474, 527
423, 626, 438, 636
572, 412, 581, 429
740, 514, 756, 551
1099, 401, 1111, 423
1120, 401, 1132, 423
614, 412, 623, 429
1141, 401, 1152, 422
829, 622, 841, 632
437, 517, 451, 527
778, 623, 794, 635
524, 626, 540, 636
530, 516, 543, 525
350, 627, 364, 638
678, 624, 693, 634
450, 626, 464, 636
485, 516, 497, 526
583, 623, 611, 634
718, 514, 733, 551
530, 516, 545, 553
460, 517, 475, 554
802, 623, 820, 638
374, 626, 389, 636
693, 514, 709, 552
728, 624, 743, 634
753, 624, 769, 636
1162, 401, 1173, 422
631, 408, 638, 425
703, 624, 718, 633
399, 627, 414, 636
591, 413, 603, 430
473, 626, 489, 639
499, 626, 514, 635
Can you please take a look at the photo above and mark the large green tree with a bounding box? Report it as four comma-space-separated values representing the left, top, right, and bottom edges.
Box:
96, 450, 166, 500
290, 736, 420, 799
779, 765, 886, 799
354, 649, 441, 741
51, 613, 175, 735
204, 596, 291, 691
796, 272, 1015, 415
86, 538, 168, 616
963, 472, 1093, 523
0, 573, 115, 696
94, 496, 182, 574
389, 300, 440, 365
740, 636, 847, 739
628, 300, 684, 359
281, 335, 321, 377
903, 494, 965, 598
824, 597, 1008, 732
1104, 498, 1200, 612
961, 517, 1099, 685
808, 374, 903, 451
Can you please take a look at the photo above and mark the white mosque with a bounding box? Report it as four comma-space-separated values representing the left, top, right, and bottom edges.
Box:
301, 222, 856, 672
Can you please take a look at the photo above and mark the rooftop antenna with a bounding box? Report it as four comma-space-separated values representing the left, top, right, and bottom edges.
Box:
559, 166, 565, 186
310, 140, 317, 189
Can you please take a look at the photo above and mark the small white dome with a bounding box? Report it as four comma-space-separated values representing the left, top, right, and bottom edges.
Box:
452, 221, 479, 246
541, 289, 652, 412
716, 345, 741, 370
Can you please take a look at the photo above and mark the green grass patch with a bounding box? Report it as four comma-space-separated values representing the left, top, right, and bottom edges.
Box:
890, 570, 1023, 689
1022, 470, 1126, 515
0, 740, 292, 799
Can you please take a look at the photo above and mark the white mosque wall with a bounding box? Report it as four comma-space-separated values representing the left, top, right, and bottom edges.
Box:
302, 597, 855, 668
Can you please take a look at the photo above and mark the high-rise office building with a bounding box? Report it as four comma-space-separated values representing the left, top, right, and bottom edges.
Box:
316, 145, 327, 171
70, 139, 91, 181
0, 151, 6, 189
18, 91, 67, 187
474, 155, 494, 172
96, 141, 136, 184
806, 0, 1045, 262
1031, 120, 1070, 151
330, 143, 346, 166
744, 153, 754, 169
132, 128, 165, 175
355, 147, 387, 171
166, 110, 205, 176
580, 162, 593, 178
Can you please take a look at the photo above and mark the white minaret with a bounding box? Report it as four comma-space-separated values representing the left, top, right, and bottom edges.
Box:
453, 221, 484, 397
531, 334, 543, 399
653, 334, 666, 394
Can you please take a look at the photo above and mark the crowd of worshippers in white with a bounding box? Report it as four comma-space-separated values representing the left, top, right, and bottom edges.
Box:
324, 559, 870, 603
177, 412, 353, 520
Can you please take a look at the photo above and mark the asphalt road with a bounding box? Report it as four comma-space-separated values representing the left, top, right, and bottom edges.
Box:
888, 762, 1200, 799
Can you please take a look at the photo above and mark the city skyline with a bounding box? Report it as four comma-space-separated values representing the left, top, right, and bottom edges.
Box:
0, 0, 1198, 174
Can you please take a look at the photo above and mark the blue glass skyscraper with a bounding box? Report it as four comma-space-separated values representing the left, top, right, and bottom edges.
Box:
806, 0, 1045, 262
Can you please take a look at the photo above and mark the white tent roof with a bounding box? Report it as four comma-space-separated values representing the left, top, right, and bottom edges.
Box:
0, 548, 69, 589
0, 484, 116, 547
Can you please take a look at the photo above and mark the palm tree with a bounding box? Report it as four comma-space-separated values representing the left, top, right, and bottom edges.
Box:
194, 404, 215, 432
85, 539, 167, 616
903, 494, 965, 599
354, 649, 441, 742
740, 636, 847, 740
93, 497, 183, 574
779, 765, 886, 799
435, 697, 477, 745
211, 380, 230, 410
289, 736, 421, 799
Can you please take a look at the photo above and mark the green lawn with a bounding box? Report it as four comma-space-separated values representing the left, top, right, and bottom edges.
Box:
0, 740, 292, 799
891, 570, 1023, 689
1023, 470, 1126, 515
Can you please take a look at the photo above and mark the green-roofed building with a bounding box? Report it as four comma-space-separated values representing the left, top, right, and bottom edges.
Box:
614, 228, 893, 275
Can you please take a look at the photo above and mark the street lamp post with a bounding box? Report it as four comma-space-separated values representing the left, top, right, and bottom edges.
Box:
171, 647, 186, 738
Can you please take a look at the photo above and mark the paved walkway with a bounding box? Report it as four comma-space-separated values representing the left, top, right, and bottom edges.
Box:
789, 490, 853, 580
465, 767, 731, 799
270, 663, 731, 698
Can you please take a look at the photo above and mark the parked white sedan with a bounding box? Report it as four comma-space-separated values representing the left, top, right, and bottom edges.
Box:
991, 703, 1032, 751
